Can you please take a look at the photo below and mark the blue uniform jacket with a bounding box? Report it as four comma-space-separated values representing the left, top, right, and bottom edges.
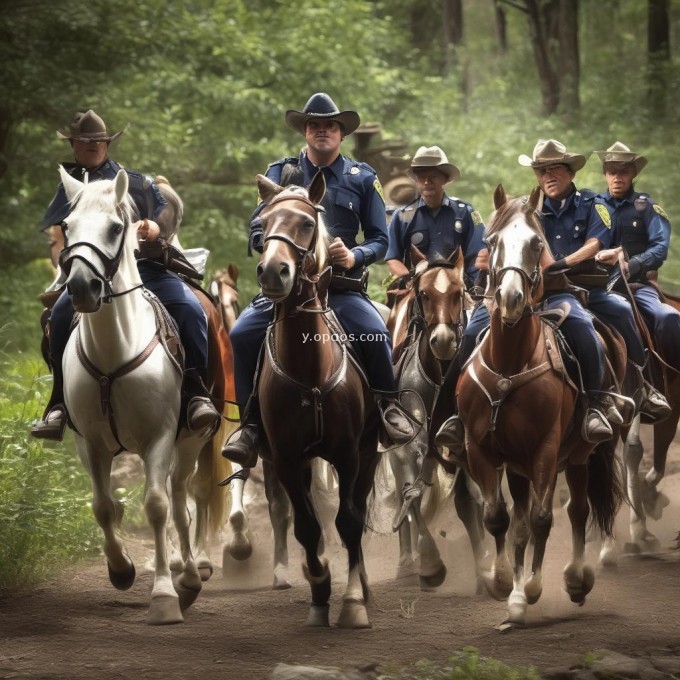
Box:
386, 195, 485, 286
600, 189, 670, 282
540, 186, 612, 259
249, 151, 387, 274
40, 159, 166, 230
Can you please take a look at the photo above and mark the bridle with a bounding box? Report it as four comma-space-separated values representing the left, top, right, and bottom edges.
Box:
58, 203, 143, 303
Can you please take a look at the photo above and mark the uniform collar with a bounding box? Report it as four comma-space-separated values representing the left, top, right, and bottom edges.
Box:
543, 184, 579, 214
415, 193, 452, 212
63, 158, 116, 181
602, 189, 636, 206
300, 150, 344, 182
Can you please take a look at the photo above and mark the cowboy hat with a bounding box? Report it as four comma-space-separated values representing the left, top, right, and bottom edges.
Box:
408, 145, 460, 182
285, 93, 360, 136
57, 110, 125, 143
518, 139, 586, 172
595, 141, 647, 175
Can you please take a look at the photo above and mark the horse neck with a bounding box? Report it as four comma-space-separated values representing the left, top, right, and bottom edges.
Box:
78, 251, 157, 371
272, 284, 339, 385
486, 306, 542, 375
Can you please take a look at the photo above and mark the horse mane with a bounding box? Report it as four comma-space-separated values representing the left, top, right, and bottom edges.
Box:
154, 175, 184, 239
74, 176, 134, 227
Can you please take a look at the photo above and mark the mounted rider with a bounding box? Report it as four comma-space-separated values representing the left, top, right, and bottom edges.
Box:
595, 141, 680, 378
222, 92, 416, 468
435, 139, 664, 456
31, 110, 220, 440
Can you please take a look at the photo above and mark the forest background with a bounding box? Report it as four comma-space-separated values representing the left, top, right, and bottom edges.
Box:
1, 0, 680, 587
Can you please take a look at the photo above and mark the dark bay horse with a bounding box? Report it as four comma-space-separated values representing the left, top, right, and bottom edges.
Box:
457, 185, 624, 628
386, 247, 485, 590
255, 171, 381, 627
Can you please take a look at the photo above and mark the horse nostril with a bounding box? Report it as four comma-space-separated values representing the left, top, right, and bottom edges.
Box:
256, 263, 265, 279
280, 263, 290, 278
431, 336, 438, 345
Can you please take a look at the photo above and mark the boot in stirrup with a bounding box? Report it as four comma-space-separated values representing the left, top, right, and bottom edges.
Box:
183, 368, 221, 435
377, 397, 416, 446
583, 394, 614, 444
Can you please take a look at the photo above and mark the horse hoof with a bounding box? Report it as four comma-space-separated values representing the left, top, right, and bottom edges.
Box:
273, 578, 292, 591
147, 595, 183, 625
227, 511, 253, 561
481, 570, 513, 601
496, 619, 525, 632
623, 542, 642, 555
108, 560, 136, 591
176, 583, 201, 612
197, 558, 214, 582
419, 562, 447, 590
564, 564, 594, 604
395, 563, 418, 582
227, 540, 253, 562
336, 599, 371, 629
305, 603, 330, 627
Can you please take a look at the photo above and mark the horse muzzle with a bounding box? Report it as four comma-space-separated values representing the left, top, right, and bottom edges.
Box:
429, 324, 458, 361
65, 260, 104, 313
257, 258, 295, 302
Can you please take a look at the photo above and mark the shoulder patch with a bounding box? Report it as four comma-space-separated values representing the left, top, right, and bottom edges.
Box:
595, 203, 611, 228
374, 178, 385, 203
471, 210, 483, 226
653, 204, 669, 220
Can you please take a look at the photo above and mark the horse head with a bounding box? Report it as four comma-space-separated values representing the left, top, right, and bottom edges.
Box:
411, 245, 466, 361
255, 172, 329, 303
58, 166, 136, 313
486, 184, 543, 326
210, 262, 240, 333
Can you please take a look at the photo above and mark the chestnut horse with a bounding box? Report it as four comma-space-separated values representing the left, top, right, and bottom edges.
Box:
457, 185, 624, 628
255, 171, 381, 627
386, 247, 485, 591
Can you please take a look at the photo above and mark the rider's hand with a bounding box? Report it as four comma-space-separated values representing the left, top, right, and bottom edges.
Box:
136, 219, 160, 241
329, 237, 356, 270
474, 247, 489, 271
595, 247, 622, 266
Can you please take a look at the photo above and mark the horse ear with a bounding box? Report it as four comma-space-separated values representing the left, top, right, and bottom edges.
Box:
528, 185, 542, 212
114, 169, 129, 205
308, 170, 326, 206
59, 165, 83, 203
227, 261, 239, 283
257, 174, 282, 203
449, 245, 464, 270
493, 184, 507, 210
411, 244, 426, 265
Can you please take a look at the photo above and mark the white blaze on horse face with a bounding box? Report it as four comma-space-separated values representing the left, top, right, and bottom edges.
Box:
433, 269, 450, 294
495, 219, 536, 323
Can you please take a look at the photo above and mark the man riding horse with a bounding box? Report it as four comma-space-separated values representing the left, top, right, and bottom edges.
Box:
594, 141, 680, 378
222, 93, 416, 467
31, 110, 220, 440
435, 139, 670, 456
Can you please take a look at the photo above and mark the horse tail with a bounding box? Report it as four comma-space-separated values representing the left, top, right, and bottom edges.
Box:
587, 437, 625, 537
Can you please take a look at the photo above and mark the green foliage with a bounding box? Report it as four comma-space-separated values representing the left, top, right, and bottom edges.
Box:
381, 646, 540, 680
0, 331, 100, 589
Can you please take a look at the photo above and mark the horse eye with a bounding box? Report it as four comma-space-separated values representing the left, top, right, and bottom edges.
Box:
420, 291, 429, 300
112, 222, 124, 235
303, 219, 315, 230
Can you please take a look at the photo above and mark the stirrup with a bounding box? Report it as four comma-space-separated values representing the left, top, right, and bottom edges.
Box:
582, 407, 613, 444
30, 405, 68, 441
222, 424, 259, 468
639, 383, 672, 424
378, 398, 417, 446
392, 479, 431, 532
186, 396, 221, 434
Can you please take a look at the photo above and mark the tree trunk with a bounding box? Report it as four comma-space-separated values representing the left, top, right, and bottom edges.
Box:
558, 0, 580, 119
524, 0, 560, 116
647, 0, 670, 117
494, 0, 508, 52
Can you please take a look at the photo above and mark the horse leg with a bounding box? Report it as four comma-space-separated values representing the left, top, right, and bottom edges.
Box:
411, 501, 446, 591
453, 470, 486, 594
224, 464, 253, 562
563, 462, 595, 605
503, 471, 532, 627
641, 409, 677, 521
277, 461, 330, 626
169, 439, 203, 611
143, 440, 183, 625
334, 456, 372, 630
187, 441, 217, 580
77, 438, 136, 590
263, 460, 292, 590
388, 447, 419, 579
468, 452, 513, 601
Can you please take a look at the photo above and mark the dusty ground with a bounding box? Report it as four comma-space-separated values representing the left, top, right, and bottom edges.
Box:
1, 430, 679, 680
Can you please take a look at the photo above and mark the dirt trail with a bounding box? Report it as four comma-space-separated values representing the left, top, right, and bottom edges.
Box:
1, 431, 679, 680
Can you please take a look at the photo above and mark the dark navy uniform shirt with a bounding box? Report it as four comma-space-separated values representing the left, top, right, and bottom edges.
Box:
385, 195, 485, 285
540, 186, 612, 260
249, 150, 387, 273
40, 159, 166, 231
600, 189, 671, 282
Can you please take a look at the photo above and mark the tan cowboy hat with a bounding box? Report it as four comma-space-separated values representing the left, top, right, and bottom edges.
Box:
409, 145, 460, 182
56, 110, 125, 143
285, 93, 360, 136
595, 141, 648, 175
518, 139, 586, 172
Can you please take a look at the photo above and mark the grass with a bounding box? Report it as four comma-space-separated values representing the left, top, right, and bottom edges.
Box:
380, 647, 540, 680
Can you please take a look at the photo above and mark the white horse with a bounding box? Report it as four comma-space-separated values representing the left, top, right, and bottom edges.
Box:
59, 166, 217, 624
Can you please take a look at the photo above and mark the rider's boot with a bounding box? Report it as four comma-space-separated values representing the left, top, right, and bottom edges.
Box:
633, 362, 671, 423
30, 369, 68, 441
582, 392, 614, 444
222, 394, 261, 468
434, 413, 465, 462
377, 396, 417, 446
183, 368, 221, 435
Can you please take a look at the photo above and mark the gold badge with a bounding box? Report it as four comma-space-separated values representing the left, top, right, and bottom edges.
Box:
653, 204, 669, 220
374, 178, 385, 202
471, 210, 482, 226
595, 204, 611, 228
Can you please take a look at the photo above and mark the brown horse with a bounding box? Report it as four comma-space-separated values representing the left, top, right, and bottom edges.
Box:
210, 263, 241, 334
457, 185, 625, 628
255, 171, 381, 628
386, 247, 486, 591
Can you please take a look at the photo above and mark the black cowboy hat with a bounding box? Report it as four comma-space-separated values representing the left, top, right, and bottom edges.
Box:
57, 110, 125, 143
285, 93, 360, 136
